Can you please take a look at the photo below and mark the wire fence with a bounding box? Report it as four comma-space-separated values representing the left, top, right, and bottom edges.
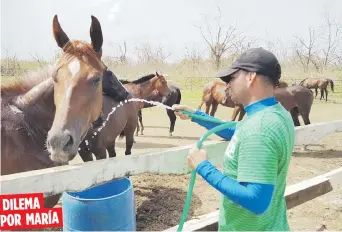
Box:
168, 76, 342, 92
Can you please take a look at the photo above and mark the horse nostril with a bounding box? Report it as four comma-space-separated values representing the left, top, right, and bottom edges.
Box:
64, 135, 74, 151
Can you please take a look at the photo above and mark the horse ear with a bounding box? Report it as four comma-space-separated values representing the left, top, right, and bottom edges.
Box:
52, 15, 70, 49
156, 71, 160, 77
90, 15, 103, 53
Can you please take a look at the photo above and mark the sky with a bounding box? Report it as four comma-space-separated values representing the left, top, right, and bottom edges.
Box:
1, 0, 342, 62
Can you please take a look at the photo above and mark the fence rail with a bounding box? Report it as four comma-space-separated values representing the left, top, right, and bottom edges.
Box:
1, 120, 342, 197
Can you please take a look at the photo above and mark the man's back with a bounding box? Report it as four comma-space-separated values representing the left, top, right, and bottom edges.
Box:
220, 102, 295, 231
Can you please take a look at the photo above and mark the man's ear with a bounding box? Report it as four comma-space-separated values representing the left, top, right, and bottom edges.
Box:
247, 72, 257, 85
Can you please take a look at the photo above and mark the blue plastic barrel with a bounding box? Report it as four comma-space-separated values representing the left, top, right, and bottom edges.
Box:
62, 177, 136, 231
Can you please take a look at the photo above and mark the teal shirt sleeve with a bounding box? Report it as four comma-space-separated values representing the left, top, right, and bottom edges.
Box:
190, 110, 236, 140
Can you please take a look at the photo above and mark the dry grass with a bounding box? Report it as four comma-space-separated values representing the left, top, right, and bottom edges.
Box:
1, 59, 342, 102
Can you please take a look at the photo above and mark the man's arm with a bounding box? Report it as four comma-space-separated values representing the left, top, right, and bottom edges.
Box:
191, 110, 237, 140
196, 161, 274, 215
195, 134, 278, 215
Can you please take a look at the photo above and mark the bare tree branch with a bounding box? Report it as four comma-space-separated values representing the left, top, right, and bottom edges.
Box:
194, 4, 239, 69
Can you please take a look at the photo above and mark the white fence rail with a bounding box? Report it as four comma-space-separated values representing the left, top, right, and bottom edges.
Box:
1, 120, 342, 197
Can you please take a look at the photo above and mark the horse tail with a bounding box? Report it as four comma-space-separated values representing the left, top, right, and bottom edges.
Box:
119, 130, 125, 139
299, 78, 307, 86
327, 78, 334, 92
175, 88, 181, 105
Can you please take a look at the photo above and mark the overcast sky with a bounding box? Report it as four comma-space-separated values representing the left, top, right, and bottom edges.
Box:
1, 0, 342, 62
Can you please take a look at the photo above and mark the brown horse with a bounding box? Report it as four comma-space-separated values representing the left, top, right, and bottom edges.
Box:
120, 72, 170, 136
1, 67, 61, 208
299, 77, 334, 101
1, 15, 135, 207
230, 85, 314, 126
198, 79, 289, 119
45, 15, 137, 164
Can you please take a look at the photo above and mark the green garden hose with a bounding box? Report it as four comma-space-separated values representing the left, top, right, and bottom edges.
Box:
176, 110, 237, 231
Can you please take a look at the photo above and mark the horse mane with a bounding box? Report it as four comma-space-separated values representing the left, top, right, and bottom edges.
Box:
59, 40, 104, 71
131, 74, 156, 84
0, 64, 55, 98
119, 79, 131, 84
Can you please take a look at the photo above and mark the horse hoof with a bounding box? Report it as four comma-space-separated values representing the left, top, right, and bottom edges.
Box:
169, 132, 172, 137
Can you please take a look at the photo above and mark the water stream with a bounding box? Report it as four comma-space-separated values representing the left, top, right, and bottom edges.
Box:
79, 98, 174, 151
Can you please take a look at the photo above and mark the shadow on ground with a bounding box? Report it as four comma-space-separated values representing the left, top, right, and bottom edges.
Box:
141, 134, 203, 141
116, 141, 177, 149
293, 146, 342, 159
134, 186, 202, 231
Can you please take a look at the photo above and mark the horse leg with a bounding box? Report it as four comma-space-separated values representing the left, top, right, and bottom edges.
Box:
78, 148, 94, 162
135, 121, 140, 136
122, 120, 136, 156
238, 108, 246, 121
138, 110, 144, 135
231, 106, 240, 121
107, 141, 117, 158
167, 109, 176, 137
315, 88, 318, 99
290, 107, 300, 126
93, 146, 107, 160
325, 89, 328, 102
205, 102, 211, 114
320, 89, 324, 100
210, 101, 218, 116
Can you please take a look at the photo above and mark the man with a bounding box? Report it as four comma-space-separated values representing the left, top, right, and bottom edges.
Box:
172, 47, 295, 231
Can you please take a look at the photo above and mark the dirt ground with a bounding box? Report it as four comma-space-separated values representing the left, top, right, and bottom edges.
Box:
67, 99, 342, 231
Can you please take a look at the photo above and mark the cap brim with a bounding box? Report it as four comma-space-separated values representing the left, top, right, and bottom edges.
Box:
216, 68, 239, 83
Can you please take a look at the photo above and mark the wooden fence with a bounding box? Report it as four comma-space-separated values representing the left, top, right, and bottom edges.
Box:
1, 120, 342, 231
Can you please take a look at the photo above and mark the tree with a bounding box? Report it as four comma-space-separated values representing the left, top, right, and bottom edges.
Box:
293, 27, 318, 72
195, 5, 239, 69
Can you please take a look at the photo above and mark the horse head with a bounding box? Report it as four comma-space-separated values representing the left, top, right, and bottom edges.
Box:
154, 72, 170, 96
46, 15, 105, 164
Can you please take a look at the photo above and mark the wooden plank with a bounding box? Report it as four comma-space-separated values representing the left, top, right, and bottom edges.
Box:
0, 141, 228, 196
165, 168, 342, 232
284, 176, 332, 210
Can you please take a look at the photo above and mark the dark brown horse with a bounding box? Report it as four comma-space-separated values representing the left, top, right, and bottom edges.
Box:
230, 85, 314, 126
1, 15, 135, 206
198, 80, 289, 119
299, 77, 334, 101
119, 72, 170, 137
138, 84, 182, 136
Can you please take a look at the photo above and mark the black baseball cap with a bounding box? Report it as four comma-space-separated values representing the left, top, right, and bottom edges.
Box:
216, 47, 281, 85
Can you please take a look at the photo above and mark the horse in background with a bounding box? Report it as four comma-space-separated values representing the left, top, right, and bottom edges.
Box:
119, 72, 170, 137
137, 84, 182, 136
299, 77, 334, 101
230, 85, 314, 126
197, 80, 289, 119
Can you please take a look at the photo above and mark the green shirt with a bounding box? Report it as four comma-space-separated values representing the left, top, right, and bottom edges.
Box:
219, 102, 295, 231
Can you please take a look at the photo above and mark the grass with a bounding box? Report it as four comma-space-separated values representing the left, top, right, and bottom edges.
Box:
1, 59, 342, 103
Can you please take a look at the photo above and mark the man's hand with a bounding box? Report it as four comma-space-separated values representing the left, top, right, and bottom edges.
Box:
187, 145, 208, 170
172, 104, 196, 120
